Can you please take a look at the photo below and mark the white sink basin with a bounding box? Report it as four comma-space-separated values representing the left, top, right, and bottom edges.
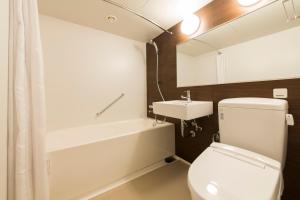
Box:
153, 100, 213, 120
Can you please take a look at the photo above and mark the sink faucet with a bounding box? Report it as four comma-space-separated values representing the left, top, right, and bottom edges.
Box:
181, 90, 191, 102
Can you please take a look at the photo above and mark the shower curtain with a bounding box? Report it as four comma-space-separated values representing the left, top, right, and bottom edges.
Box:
8, 0, 49, 199
217, 52, 226, 84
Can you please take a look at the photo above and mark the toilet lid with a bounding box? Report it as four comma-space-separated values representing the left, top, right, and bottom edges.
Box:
188, 143, 282, 200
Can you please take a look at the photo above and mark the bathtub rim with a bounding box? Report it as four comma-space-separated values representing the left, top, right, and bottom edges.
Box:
46, 118, 174, 153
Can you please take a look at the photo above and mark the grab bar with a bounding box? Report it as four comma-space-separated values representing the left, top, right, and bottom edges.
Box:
96, 93, 125, 117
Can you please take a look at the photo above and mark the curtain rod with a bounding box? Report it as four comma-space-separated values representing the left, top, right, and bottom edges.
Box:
192, 38, 222, 55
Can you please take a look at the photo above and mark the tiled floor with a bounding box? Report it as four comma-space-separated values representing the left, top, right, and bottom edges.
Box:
91, 161, 192, 200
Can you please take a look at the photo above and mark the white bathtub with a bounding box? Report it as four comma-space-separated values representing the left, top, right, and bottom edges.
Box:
47, 118, 175, 200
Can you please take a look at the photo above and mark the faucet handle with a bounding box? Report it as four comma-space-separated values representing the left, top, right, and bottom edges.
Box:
182, 90, 190, 95
181, 90, 191, 102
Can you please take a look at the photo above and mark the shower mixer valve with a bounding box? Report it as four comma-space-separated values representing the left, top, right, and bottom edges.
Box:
148, 104, 153, 114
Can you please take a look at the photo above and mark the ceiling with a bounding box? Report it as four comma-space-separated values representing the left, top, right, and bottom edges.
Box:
178, 0, 300, 56
38, 0, 213, 42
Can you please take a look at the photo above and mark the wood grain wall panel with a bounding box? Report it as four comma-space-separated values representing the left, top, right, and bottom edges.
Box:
146, 1, 300, 199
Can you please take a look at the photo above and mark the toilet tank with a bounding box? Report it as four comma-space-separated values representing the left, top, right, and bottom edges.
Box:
218, 98, 288, 165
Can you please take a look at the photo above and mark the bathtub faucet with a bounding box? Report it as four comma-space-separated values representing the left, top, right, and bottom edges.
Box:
153, 115, 166, 127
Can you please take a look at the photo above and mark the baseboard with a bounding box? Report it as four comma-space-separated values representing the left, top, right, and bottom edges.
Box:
174, 155, 191, 166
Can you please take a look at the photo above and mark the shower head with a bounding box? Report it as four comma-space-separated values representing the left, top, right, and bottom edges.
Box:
148, 40, 158, 54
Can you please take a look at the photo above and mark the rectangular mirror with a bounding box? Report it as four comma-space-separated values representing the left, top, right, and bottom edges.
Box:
177, 0, 300, 87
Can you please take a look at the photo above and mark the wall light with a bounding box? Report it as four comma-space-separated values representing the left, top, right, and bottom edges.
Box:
180, 14, 201, 35
237, 0, 261, 7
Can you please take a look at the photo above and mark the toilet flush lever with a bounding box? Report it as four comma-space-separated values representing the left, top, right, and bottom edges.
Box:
286, 114, 294, 126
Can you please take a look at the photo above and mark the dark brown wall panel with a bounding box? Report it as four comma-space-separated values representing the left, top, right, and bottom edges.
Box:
146, 0, 300, 199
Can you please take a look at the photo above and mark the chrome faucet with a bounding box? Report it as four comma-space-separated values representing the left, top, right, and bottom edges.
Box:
181, 90, 191, 102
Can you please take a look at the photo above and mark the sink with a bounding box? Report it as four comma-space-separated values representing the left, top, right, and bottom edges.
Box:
153, 100, 213, 120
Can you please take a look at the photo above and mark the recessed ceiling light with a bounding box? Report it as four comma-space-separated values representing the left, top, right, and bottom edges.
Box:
181, 14, 201, 35
105, 15, 118, 23
237, 0, 261, 7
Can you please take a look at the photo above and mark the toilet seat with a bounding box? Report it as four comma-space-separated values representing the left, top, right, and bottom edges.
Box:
188, 143, 283, 200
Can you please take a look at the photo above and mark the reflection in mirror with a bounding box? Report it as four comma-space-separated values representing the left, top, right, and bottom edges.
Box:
177, 0, 300, 87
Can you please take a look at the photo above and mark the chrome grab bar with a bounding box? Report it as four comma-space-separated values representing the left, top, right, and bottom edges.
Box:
96, 93, 125, 117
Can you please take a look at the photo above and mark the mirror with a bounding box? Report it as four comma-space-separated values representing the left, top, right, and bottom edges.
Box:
177, 0, 300, 87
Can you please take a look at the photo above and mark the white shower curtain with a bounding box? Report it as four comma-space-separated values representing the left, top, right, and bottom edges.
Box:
8, 0, 49, 199
217, 52, 226, 84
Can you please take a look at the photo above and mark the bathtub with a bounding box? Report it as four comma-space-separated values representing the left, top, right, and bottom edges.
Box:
47, 118, 175, 200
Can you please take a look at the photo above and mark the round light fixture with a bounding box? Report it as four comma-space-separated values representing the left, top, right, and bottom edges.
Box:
105, 15, 118, 23
180, 14, 201, 35
237, 0, 261, 7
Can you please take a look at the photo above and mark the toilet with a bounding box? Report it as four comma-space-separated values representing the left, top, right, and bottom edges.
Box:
188, 98, 288, 200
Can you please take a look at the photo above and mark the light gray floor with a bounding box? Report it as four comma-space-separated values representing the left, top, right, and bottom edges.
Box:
91, 161, 192, 200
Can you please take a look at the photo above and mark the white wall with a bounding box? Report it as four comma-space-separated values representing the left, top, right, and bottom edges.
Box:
177, 52, 217, 87
0, 0, 9, 199
40, 15, 147, 131
223, 25, 300, 83
177, 25, 300, 87
177, 53, 197, 87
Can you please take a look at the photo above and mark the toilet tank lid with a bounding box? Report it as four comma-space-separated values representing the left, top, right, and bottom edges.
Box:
218, 98, 288, 111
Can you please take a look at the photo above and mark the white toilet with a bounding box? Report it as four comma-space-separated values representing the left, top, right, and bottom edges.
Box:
188, 98, 288, 200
